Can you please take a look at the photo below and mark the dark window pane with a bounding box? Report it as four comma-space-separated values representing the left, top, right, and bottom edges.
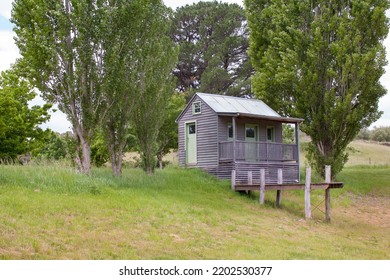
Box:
267, 127, 274, 141
246, 127, 255, 138
228, 124, 233, 139
189, 124, 196, 134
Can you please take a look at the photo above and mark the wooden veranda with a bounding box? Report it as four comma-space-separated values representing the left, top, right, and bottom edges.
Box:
231, 166, 344, 222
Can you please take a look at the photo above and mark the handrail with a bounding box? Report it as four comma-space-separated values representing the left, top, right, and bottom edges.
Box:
219, 141, 298, 162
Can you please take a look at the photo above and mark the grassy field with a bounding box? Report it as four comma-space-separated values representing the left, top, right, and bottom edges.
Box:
0, 161, 389, 260
348, 140, 390, 166
299, 138, 390, 166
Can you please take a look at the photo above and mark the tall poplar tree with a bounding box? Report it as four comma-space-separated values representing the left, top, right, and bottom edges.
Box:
102, 0, 144, 176
245, 0, 389, 177
101, 0, 177, 176
12, 0, 107, 174
131, 1, 178, 174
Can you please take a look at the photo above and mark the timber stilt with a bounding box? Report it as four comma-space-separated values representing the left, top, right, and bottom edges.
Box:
231, 165, 343, 221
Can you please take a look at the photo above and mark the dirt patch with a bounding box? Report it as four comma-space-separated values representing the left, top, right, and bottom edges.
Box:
339, 194, 390, 228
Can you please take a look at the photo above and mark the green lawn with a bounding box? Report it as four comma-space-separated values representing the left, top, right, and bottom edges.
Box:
1, 163, 389, 260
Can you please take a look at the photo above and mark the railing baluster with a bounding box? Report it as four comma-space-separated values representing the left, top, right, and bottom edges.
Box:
219, 141, 299, 163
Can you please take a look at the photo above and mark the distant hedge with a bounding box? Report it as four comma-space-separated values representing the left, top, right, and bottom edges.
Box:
357, 127, 390, 142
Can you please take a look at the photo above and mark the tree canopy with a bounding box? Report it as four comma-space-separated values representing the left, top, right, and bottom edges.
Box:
245, 0, 389, 177
12, 0, 107, 174
0, 69, 51, 161
171, 1, 253, 96
131, 2, 179, 174
11, 0, 177, 176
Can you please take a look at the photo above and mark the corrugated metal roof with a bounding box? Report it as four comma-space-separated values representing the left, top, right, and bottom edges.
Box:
196, 92, 281, 117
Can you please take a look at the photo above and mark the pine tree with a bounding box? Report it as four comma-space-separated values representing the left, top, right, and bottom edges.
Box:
172, 1, 253, 96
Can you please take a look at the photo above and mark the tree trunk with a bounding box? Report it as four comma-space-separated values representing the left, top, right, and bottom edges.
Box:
74, 144, 82, 172
146, 164, 153, 175
80, 138, 91, 175
142, 151, 155, 175
73, 124, 91, 175
109, 148, 123, 177
107, 122, 124, 177
157, 152, 163, 170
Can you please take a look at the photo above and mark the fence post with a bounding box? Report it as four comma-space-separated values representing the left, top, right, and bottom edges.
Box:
325, 165, 331, 222
231, 170, 236, 191
259, 169, 265, 205
305, 167, 312, 219
276, 168, 283, 207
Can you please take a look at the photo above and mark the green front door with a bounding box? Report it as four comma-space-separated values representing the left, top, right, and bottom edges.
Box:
245, 124, 258, 161
186, 122, 197, 164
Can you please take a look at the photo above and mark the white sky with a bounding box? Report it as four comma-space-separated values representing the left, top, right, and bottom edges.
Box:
0, 0, 389, 132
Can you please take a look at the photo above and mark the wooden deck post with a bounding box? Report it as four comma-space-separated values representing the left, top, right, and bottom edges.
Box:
232, 117, 236, 162
259, 169, 265, 204
231, 170, 236, 191
276, 169, 283, 207
247, 171, 253, 195
295, 123, 301, 182
325, 165, 331, 222
304, 167, 312, 219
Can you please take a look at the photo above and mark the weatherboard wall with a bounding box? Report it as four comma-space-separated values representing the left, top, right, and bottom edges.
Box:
177, 95, 219, 168
217, 116, 283, 143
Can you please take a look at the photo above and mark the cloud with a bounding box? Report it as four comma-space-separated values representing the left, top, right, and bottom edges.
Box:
0, 30, 19, 71
29, 94, 72, 133
41, 109, 71, 133
0, 0, 12, 19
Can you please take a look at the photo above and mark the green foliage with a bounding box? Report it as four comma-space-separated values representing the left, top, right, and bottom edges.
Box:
101, 0, 163, 176
156, 92, 186, 167
12, 0, 108, 174
356, 126, 390, 142
35, 131, 68, 160
172, 1, 253, 96
282, 124, 295, 144
90, 131, 109, 167
371, 127, 390, 142
132, 2, 179, 174
245, 0, 389, 178
356, 127, 371, 141
0, 69, 51, 160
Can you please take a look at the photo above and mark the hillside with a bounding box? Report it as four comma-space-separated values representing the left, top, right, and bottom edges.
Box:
0, 163, 389, 260
348, 140, 390, 166
299, 138, 390, 166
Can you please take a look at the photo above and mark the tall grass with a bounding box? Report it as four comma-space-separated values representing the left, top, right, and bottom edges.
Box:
0, 163, 389, 260
336, 165, 390, 196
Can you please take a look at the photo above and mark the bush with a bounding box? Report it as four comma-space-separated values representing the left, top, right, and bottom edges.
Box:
371, 127, 390, 142
356, 126, 390, 142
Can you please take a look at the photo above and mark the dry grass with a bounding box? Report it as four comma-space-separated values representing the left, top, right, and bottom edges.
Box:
347, 140, 390, 166
300, 138, 390, 166
122, 150, 179, 166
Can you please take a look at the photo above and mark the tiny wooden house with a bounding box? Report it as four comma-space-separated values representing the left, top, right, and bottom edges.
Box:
176, 93, 303, 183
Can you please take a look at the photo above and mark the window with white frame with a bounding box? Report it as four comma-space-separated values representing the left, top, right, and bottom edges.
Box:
192, 101, 201, 115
